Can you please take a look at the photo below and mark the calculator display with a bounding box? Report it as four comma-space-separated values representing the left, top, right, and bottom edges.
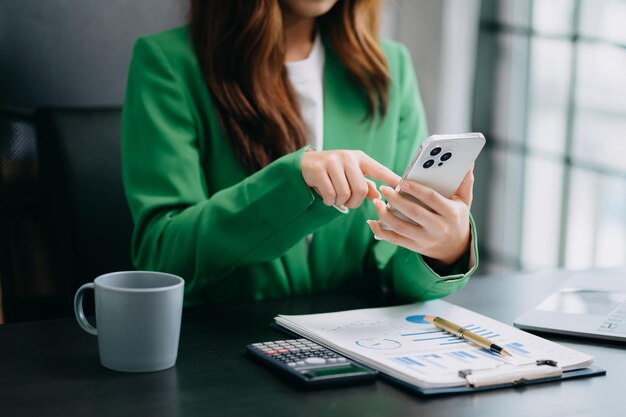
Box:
302, 364, 367, 378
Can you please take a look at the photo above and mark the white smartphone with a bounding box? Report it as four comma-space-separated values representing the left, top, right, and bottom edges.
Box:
388, 132, 486, 224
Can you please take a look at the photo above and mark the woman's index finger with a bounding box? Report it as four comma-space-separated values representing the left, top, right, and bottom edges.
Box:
358, 154, 401, 188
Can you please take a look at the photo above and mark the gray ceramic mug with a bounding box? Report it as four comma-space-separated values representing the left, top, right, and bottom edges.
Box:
74, 271, 184, 372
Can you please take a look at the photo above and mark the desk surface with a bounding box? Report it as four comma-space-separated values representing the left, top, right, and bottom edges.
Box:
1, 268, 624, 417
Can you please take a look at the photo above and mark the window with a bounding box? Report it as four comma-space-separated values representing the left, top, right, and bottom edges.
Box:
472, 0, 626, 273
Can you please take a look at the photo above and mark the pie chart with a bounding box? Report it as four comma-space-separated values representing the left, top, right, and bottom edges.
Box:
405, 314, 434, 324
355, 338, 401, 350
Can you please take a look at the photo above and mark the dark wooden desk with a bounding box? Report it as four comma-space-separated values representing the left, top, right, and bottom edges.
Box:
1, 269, 624, 417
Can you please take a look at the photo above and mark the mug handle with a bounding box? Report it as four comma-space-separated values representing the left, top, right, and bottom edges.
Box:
74, 283, 97, 335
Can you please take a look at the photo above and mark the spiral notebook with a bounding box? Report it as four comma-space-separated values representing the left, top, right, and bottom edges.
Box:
274, 300, 605, 395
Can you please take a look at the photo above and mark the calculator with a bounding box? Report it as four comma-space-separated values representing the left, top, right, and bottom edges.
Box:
246, 338, 377, 388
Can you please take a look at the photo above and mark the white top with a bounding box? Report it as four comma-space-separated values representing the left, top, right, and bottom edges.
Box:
285, 33, 325, 151
285, 34, 327, 247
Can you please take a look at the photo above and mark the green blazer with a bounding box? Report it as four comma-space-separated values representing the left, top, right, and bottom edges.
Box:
121, 26, 479, 306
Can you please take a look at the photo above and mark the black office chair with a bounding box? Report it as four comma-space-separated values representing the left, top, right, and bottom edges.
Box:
0, 108, 62, 322
0, 107, 134, 322
35, 107, 135, 306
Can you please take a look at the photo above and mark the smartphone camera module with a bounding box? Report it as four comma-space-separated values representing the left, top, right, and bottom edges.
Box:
423, 159, 435, 169
430, 147, 442, 157
440, 152, 452, 162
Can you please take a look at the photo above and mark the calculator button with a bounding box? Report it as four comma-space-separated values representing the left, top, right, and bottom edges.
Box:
305, 357, 326, 365
266, 350, 278, 355
296, 361, 306, 366
287, 362, 297, 367
252, 343, 264, 347
328, 358, 338, 363
337, 357, 347, 362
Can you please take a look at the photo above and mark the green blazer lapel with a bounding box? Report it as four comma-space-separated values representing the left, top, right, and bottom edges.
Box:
308, 42, 370, 289
319, 39, 375, 151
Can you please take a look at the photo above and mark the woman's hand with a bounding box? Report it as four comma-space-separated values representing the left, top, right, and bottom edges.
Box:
301, 150, 401, 209
367, 167, 474, 266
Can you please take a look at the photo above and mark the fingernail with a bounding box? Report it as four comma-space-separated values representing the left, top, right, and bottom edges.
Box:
367, 221, 381, 241
380, 185, 393, 194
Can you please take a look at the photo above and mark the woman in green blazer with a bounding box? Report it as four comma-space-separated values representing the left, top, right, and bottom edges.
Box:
121, 0, 479, 306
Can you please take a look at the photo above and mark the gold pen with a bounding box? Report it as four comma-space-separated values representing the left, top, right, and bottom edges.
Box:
430, 316, 512, 357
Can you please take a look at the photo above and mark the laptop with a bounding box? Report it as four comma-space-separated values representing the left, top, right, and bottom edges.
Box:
514, 268, 626, 342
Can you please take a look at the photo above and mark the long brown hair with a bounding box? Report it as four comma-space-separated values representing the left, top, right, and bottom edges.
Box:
189, 0, 389, 172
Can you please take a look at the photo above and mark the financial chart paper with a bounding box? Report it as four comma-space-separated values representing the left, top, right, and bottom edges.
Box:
276, 300, 594, 388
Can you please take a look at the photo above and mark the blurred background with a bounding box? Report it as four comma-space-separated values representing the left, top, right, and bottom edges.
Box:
0, 0, 625, 323
383, 0, 626, 275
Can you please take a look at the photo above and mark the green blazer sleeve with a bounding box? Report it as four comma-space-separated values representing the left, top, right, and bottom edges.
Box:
370, 44, 479, 302
122, 37, 344, 290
